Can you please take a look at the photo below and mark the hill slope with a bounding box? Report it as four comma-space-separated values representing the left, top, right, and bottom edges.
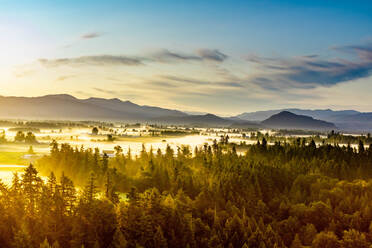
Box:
237, 108, 372, 131
0, 94, 257, 127
261, 111, 336, 130
0, 94, 186, 121
237, 108, 360, 122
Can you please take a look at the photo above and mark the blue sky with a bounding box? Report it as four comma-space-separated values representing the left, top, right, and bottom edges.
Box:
1, 0, 372, 114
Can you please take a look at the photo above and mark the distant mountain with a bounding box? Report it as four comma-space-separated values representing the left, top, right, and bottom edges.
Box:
0, 94, 187, 122
0, 94, 255, 127
237, 108, 372, 131
331, 113, 372, 131
237, 108, 360, 122
83, 97, 186, 119
1, 94, 370, 130
261, 111, 336, 130
184, 111, 209, 115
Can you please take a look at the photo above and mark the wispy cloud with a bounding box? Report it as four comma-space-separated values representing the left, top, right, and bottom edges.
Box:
157, 75, 243, 88
61, 32, 105, 49
81, 32, 104, 39
39, 55, 144, 67
246, 43, 372, 90
56, 75, 76, 81
197, 49, 228, 62
38, 48, 228, 67
151, 49, 202, 62
146, 81, 180, 88
151, 49, 228, 63
160, 75, 209, 85
92, 87, 116, 95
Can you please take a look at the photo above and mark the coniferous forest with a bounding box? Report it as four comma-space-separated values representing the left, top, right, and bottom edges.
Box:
0, 139, 371, 248
2, 0, 372, 247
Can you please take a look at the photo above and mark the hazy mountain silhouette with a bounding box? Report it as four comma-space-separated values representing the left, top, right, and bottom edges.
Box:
1, 94, 371, 130
0, 94, 252, 127
237, 108, 372, 131
261, 111, 336, 130
237, 108, 360, 122
0, 94, 186, 121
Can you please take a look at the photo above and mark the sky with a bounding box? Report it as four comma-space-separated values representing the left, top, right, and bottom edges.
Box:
1, 0, 372, 115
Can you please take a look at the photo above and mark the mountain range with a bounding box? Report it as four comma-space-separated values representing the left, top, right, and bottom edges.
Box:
236, 108, 372, 131
0, 94, 186, 121
0, 94, 371, 131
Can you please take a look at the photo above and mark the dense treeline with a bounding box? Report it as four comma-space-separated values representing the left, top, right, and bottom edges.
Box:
326, 131, 372, 145
0, 120, 89, 129
250, 130, 372, 146
1, 140, 372, 247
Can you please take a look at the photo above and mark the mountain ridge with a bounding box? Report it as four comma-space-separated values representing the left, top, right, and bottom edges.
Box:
236, 108, 362, 122
0, 94, 251, 127
236, 108, 372, 131
0, 94, 371, 130
0, 94, 185, 122
261, 111, 336, 130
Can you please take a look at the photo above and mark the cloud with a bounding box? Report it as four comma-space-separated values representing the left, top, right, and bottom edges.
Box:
56, 75, 76, 81
146, 81, 180, 88
247, 43, 372, 90
161, 75, 209, 85
81, 32, 104, 39
197, 49, 228, 62
151, 49, 202, 62
218, 82, 243, 88
92, 87, 116, 95
38, 48, 228, 67
157, 75, 243, 88
39, 55, 144, 67
334, 44, 372, 61
150, 49, 228, 63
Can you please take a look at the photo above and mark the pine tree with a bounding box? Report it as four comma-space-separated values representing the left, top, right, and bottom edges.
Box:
13, 229, 32, 248
302, 223, 317, 246
358, 140, 365, 154
102, 153, 109, 173
51, 241, 60, 248
28, 145, 35, 154
21, 164, 42, 215
60, 173, 76, 214
111, 229, 127, 248
47, 172, 57, 194
105, 171, 119, 204
11, 172, 21, 192
83, 172, 98, 203
40, 238, 51, 248
290, 234, 302, 248
154, 226, 168, 248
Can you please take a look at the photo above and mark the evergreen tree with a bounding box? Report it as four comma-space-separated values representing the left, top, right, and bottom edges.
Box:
83, 172, 98, 203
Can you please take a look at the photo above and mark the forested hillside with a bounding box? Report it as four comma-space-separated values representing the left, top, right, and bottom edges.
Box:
0, 140, 372, 247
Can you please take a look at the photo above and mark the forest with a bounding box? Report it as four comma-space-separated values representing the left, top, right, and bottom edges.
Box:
0, 138, 372, 247
249, 130, 372, 146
